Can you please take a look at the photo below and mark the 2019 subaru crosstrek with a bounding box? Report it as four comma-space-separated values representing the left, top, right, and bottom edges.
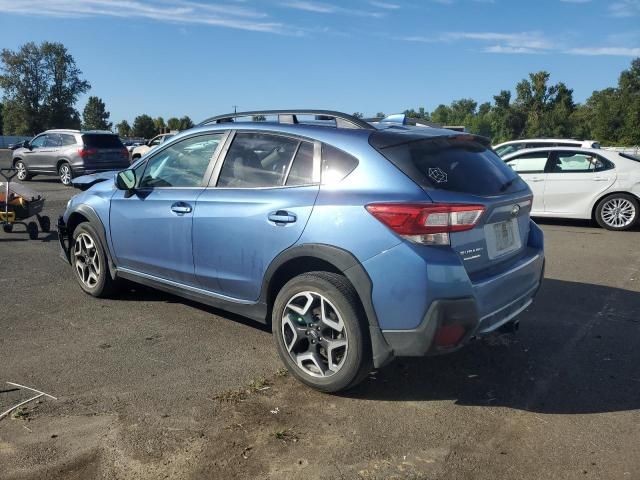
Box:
58, 110, 545, 392
12, 129, 130, 186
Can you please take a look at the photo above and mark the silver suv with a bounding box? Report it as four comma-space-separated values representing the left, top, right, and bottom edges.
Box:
12, 129, 130, 186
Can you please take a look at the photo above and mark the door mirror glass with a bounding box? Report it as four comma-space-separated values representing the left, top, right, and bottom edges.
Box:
116, 169, 136, 190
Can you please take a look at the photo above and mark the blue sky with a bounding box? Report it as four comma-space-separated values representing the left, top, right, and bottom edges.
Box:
1, 0, 639, 125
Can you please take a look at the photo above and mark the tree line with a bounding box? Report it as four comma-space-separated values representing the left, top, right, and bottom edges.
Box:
1, 42, 639, 145
368, 58, 639, 147
0, 41, 194, 139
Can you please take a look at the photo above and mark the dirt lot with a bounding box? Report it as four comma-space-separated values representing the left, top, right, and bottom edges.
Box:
1, 149, 639, 479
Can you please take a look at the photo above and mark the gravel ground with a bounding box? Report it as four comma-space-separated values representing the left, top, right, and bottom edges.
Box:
1, 149, 639, 479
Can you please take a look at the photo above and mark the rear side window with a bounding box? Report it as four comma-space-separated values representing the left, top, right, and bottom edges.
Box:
82, 134, 124, 149
506, 151, 548, 173
61, 134, 77, 146
371, 134, 525, 195
321, 144, 358, 184
217, 133, 299, 188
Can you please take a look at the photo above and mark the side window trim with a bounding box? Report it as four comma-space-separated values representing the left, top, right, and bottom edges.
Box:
207, 130, 321, 189
136, 132, 228, 189
546, 150, 596, 174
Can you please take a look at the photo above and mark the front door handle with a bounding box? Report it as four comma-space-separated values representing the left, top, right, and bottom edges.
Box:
530, 177, 544, 182
171, 202, 192, 215
593, 176, 609, 181
268, 210, 297, 224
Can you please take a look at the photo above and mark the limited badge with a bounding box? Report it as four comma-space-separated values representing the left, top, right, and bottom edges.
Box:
428, 167, 448, 183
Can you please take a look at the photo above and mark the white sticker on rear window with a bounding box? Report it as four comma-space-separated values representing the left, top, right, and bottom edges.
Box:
428, 167, 448, 183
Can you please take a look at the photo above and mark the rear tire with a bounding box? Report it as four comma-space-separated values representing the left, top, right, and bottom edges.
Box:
272, 272, 372, 393
595, 193, 639, 231
58, 162, 73, 186
71, 223, 118, 297
14, 160, 32, 181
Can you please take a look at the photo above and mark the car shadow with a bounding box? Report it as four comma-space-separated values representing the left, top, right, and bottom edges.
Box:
533, 216, 640, 232
343, 278, 640, 415
100, 275, 639, 414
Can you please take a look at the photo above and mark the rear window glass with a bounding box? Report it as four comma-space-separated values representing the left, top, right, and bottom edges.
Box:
371, 133, 526, 195
82, 134, 124, 149
321, 144, 358, 184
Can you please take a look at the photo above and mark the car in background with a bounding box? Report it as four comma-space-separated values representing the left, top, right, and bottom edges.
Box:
503, 147, 640, 230
494, 139, 600, 157
130, 133, 174, 161
12, 130, 130, 186
58, 110, 544, 392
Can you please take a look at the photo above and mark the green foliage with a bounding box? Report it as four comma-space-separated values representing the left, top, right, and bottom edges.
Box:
0, 102, 3, 135
167, 117, 181, 130
178, 115, 194, 130
132, 114, 156, 139
0, 41, 90, 135
153, 116, 166, 131
82, 96, 112, 130
116, 120, 131, 137
390, 58, 639, 146
352, 112, 364, 119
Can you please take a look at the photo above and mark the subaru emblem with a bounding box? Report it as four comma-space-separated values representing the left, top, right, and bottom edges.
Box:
511, 204, 521, 217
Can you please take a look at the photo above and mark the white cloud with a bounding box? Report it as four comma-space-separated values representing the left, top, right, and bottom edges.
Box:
400, 31, 553, 53
280, 0, 385, 17
484, 45, 543, 54
609, 0, 640, 17
560, 0, 592, 3
0, 0, 286, 33
369, 1, 401, 9
565, 47, 640, 56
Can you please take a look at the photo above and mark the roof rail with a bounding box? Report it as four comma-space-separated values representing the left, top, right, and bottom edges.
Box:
197, 110, 375, 130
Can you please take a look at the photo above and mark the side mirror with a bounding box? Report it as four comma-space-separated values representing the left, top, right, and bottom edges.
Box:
23, 140, 31, 149
116, 169, 136, 191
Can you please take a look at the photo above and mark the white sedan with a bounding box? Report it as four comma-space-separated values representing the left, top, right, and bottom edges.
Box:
503, 147, 640, 231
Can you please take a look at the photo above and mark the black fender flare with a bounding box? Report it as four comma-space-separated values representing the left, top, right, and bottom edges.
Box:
260, 244, 394, 368
64, 205, 117, 280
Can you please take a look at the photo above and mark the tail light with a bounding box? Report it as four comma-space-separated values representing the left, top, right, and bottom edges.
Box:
121, 148, 130, 159
77, 147, 97, 158
365, 203, 485, 245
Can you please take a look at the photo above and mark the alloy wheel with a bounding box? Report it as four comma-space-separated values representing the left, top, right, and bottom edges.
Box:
281, 291, 348, 378
59, 164, 72, 185
16, 162, 27, 181
73, 232, 101, 288
601, 198, 636, 228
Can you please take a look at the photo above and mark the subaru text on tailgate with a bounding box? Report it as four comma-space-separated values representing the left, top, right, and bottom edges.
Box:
58, 110, 544, 392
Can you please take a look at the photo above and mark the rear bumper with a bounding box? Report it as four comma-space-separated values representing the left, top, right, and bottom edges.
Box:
366, 220, 545, 358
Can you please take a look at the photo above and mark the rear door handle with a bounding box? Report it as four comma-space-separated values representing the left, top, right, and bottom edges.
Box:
171, 202, 192, 214
268, 210, 297, 224
593, 176, 609, 181
530, 177, 544, 182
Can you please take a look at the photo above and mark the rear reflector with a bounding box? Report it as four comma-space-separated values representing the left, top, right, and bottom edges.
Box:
365, 203, 485, 245
434, 324, 466, 347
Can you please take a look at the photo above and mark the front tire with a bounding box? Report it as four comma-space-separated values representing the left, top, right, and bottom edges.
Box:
71, 223, 117, 297
58, 162, 73, 186
595, 194, 639, 231
14, 160, 32, 181
272, 272, 371, 393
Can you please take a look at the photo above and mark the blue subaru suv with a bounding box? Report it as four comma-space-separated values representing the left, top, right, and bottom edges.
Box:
58, 110, 544, 392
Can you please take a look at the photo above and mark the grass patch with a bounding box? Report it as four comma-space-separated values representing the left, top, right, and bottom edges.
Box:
273, 428, 299, 444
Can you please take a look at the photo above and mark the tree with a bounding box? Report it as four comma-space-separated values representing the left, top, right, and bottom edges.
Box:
132, 114, 156, 139
404, 107, 429, 119
82, 96, 112, 130
430, 104, 452, 125
154, 116, 166, 131
116, 120, 131, 137
167, 117, 181, 130
352, 112, 364, 119
0, 41, 89, 134
0, 102, 3, 135
178, 115, 194, 130
375, 112, 385, 118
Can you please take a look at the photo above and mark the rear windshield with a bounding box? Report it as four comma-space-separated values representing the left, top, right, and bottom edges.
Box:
370, 133, 526, 195
82, 134, 124, 149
